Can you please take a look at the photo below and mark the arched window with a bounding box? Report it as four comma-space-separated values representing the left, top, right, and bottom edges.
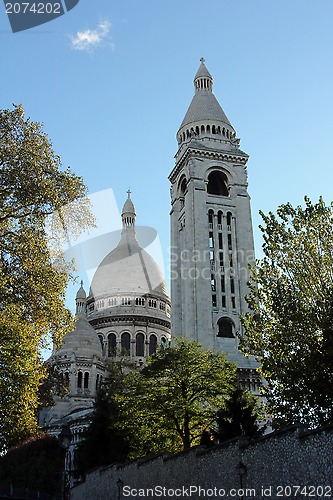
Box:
201, 124, 205, 133
84, 372, 89, 389
77, 371, 82, 389
227, 211, 232, 227
98, 334, 104, 350
149, 334, 157, 355
179, 177, 187, 196
96, 374, 100, 390
217, 211, 223, 226
217, 317, 234, 338
136, 333, 145, 357
108, 333, 117, 357
208, 209, 214, 228
161, 336, 168, 349
207, 171, 229, 196
121, 332, 131, 355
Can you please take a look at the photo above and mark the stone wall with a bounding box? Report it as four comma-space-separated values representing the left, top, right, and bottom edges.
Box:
71, 424, 333, 500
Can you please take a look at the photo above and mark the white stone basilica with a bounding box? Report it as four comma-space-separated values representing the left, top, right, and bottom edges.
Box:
41, 59, 260, 459
40, 193, 171, 437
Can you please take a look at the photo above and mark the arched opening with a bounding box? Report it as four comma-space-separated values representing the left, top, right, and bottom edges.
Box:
161, 336, 168, 348
208, 209, 214, 226
179, 177, 187, 196
98, 334, 103, 350
108, 333, 117, 357
217, 317, 234, 338
207, 171, 229, 196
77, 371, 82, 389
149, 334, 157, 355
136, 333, 145, 357
84, 372, 89, 389
121, 332, 131, 355
227, 211, 232, 227
201, 124, 205, 133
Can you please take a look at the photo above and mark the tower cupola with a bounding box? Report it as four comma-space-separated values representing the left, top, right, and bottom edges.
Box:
177, 58, 237, 148
194, 57, 213, 92
75, 280, 87, 318
121, 189, 136, 234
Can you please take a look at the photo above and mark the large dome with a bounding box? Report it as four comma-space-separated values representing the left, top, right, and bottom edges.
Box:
89, 192, 169, 302
89, 234, 168, 300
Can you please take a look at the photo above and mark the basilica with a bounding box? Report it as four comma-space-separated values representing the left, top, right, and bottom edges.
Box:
40, 58, 260, 468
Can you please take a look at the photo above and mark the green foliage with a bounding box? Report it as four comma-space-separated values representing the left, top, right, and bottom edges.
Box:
0, 432, 65, 497
214, 387, 265, 442
38, 362, 70, 408
241, 197, 333, 427
76, 363, 130, 474
0, 105, 94, 451
118, 338, 237, 456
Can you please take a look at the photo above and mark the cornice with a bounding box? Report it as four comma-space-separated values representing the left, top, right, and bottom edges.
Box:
90, 315, 171, 330
169, 145, 248, 183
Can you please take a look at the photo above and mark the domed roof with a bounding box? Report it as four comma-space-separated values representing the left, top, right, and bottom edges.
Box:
194, 58, 213, 80
122, 190, 136, 215
56, 317, 103, 358
76, 281, 86, 299
89, 192, 169, 301
89, 235, 169, 300
179, 59, 233, 131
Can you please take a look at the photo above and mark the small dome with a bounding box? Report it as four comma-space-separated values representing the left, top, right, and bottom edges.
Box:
194, 57, 213, 81
122, 190, 136, 215
76, 282, 86, 299
56, 317, 102, 358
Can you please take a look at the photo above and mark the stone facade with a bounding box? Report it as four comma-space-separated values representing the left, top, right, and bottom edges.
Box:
41, 193, 171, 480
169, 59, 258, 380
87, 191, 171, 366
71, 424, 333, 500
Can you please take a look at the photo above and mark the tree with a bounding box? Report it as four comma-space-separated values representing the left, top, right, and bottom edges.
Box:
76, 363, 130, 474
0, 105, 94, 451
214, 387, 264, 442
241, 197, 333, 427
118, 338, 237, 456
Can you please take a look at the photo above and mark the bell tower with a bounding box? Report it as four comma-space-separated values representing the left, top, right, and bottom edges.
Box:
169, 59, 258, 374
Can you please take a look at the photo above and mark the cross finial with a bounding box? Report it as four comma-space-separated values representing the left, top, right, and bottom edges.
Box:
200, 57, 205, 63
80, 279, 83, 288
127, 188, 131, 198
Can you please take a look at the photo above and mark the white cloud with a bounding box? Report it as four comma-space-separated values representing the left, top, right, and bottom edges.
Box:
70, 20, 113, 52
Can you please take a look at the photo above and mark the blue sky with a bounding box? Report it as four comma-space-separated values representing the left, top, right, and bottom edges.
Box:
1, 0, 333, 310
